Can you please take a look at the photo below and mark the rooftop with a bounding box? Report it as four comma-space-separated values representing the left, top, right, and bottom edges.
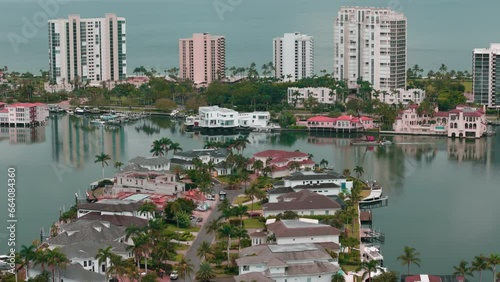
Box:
264, 190, 341, 211
77, 199, 144, 212
236, 243, 334, 266
32, 264, 105, 281
267, 220, 340, 238
253, 149, 309, 159
59, 240, 128, 260
173, 148, 229, 159
76, 212, 148, 227
285, 171, 346, 181
129, 156, 169, 166
268, 187, 295, 195
48, 220, 126, 246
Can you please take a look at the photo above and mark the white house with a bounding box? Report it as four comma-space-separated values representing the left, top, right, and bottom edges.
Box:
235, 243, 340, 282
128, 156, 169, 171
30, 264, 106, 282
77, 199, 151, 220
266, 219, 340, 247
287, 87, 336, 108
114, 169, 184, 195
47, 220, 128, 248
250, 150, 316, 178
238, 111, 271, 128
170, 148, 231, 176
263, 190, 342, 217
199, 106, 239, 129
378, 88, 426, 105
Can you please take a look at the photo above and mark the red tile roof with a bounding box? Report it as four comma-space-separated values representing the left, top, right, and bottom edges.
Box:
0, 109, 8, 113
463, 111, 483, 117
336, 115, 352, 121
405, 275, 442, 282
307, 116, 337, 122
408, 104, 419, 109
254, 150, 308, 159
434, 111, 449, 117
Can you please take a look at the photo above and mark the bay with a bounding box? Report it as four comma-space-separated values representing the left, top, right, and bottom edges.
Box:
0, 115, 499, 280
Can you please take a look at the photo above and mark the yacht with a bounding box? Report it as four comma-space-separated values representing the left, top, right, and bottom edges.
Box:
90, 119, 106, 125
90, 107, 100, 114
185, 115, 200, 128
83, 106, 90, 113
67, 109, 74, 115
100, 113, 118, 121
362, 245, 384, 266
75, 107, 85, 115
360, 181, 388, 204
170, 110, 179, 117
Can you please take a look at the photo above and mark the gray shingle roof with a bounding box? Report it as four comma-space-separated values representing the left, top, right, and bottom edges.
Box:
263, 190, 341, 211
285, 171, 346, 181
129, 156, 169, 166
236, 243, 332, 266
234, 272, 272, 282
77, 212, 148, 228
291, 182, 340, 189
77, 200, 144, 212
59, 240, 129, 260
267, 220, 340, 238
32, 264, 106, 282
268, 187, 295, 195
173, 148, 229, 159
48, 220, 126, 246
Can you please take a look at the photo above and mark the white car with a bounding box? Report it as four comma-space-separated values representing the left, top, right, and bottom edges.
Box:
206, 194, 216, 201
170, 270, 179, 280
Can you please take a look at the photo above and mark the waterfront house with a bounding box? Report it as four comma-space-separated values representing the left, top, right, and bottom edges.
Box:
30, 264, 106, 282
170, 148, 230, 176
0, 102, 49, 127
47, 220, 128, 248
287, 87, 336, 108
76, 199, 151, 220
377, 88, 426, 105
262, 190, 341, 217
268, 171, 353, 202
250, 150, 315, 178
393, 104, 487, 138
114, 167, 185, 195
298, 115, 374, 131
128, 156, 169, 171
238, 111, 271, 129
235, 243, 340, 282
199, 106, 239, 130
76, 212, 148, 228
58, 240, 132, 275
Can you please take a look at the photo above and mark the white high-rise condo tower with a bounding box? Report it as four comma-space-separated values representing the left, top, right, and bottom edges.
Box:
48, 14, 127, 86
333, 7, 407, 91
273, 32, 314, 82
473, 44, 500, 108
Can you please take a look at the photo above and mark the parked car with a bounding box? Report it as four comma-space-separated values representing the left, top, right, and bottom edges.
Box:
170, 270, 179, 280
206, 194, 216, 201
247, 212, 261, 218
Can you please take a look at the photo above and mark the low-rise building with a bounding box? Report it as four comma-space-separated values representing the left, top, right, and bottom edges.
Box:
268, 171, 353, 202
170, 148, 230, 176
128, 156, 169, 171
238, 111, 271, 128
77, 199, 151, 220
197, 106, 272, 130
287, 87, 336, 108
0, 102, 49, 127
250, 150, 315, 178
377, 88, 426, 105
263, 190, 341, 217
393, 104, 487, 138
299, 115, 374, 131
235, 243, 340, 282
114, 169, 184, 195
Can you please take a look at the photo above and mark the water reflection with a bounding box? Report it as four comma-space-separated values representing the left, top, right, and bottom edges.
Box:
0, 126, 46, 144
51, 115, 126, 169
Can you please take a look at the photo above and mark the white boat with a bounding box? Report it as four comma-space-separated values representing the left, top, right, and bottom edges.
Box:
185, 115, 200, 128
360, 181, 388, 204
75, 107, 85, 115
100, 114, 118, 121
90, 119, 106, 125
170, 110, 179, 117
67, 110, 74, 115
83, 106, 90, 113
362, 245, 384, 266
90, 107, 100, 114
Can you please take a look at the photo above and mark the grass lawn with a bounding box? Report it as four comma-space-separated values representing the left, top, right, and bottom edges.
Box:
462, 80, 472, 93
174, 244, 189, 251
246, 201, 262, 211
217, 176, 230, 183
243, 218, 265, 229
165, 223, 200, 233
233, 196, 250, 205
342, 264, 360, 272
174, 253, 184, 262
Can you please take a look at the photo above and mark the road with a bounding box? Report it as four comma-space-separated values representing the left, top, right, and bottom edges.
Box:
179, 183, 241, 282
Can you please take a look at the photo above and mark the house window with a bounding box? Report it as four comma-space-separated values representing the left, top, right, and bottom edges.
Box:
243, 265, 249, 271
310, 211, 314, 215
84, 261, 87, 267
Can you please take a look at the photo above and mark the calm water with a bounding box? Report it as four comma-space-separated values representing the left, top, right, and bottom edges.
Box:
0, 115, 499, 279
1, 0, 499, 73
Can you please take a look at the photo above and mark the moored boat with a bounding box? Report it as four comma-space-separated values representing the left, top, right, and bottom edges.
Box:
90, 119, 106, 125
74, 107, 85, 115
185, 115, 200, 128
351, 136, 391, 146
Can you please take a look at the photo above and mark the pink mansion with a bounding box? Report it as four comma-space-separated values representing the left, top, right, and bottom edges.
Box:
393, 104, 487, 138
0, 102, 49, 127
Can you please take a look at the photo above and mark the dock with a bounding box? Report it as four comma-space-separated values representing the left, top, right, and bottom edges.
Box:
360, 228, 385, 243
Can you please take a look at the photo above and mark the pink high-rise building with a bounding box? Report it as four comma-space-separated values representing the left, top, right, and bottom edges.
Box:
179, 33, 226, 85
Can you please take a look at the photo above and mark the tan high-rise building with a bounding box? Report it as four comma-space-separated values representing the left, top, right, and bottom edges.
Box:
48, 13, 126, 86
179, 33, 226, 85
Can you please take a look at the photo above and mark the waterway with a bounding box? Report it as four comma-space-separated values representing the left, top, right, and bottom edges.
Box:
0, 114, 499, 280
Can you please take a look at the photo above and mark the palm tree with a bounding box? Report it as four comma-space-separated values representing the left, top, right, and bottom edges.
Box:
206, 218, 222, 240
34, 249, 49, 272
159, 137, 172, 157
138, 202, 157, 219
453, 260, 473, 280
218, 224, 235, 263
94, 153, 111, 179
125, 224, 145, 241
472, 254, 491, 282
288, 161, 301, 172
489, 254, 500, 282
233, 226, 249, 250
45, 248, 68, 282
343, 168, 351, 177
353, 165, 364, 179
169, 142, 183, 154
232, 204, 248, 228
245, 185, 265, 213
320, 159, 329, 169
197, 241, 212, 261
150, 140, 164, 157
196, 262, 216, 282
176, 258, 194, 280
95, 246, 113, 282
20, 244, 36, 279
114, 161, 124, 170
127, 235, 147, 273
397, 246, 421, 275
251, 159, 264, 175
356, 260, 385, 281
170, 201, 182, 228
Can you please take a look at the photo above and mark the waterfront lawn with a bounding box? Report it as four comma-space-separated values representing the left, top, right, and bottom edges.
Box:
165, 223, 200, 233
243, 218, 265, 229
233, 196, 250, 205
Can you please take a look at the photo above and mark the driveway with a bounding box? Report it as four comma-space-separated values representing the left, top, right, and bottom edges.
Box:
179, 183, 241, 282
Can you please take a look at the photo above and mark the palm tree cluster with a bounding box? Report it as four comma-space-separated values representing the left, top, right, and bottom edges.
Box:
150, 137, 182, 157
453, 253, 500, 282
94, 152, 111, 179
19, 245, 69, 282
203, 135, 250, 154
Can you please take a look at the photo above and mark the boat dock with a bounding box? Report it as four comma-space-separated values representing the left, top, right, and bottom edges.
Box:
361, 228, 385, 243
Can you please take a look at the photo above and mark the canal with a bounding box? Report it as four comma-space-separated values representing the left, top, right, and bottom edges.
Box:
0, 114, 499, 279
